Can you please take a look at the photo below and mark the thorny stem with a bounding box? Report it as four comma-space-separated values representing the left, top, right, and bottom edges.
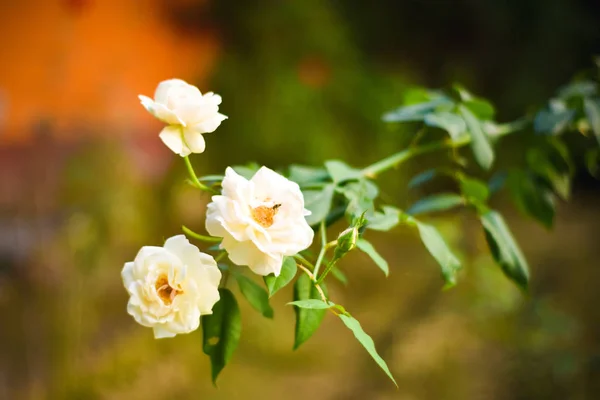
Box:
184, 156, 218, 194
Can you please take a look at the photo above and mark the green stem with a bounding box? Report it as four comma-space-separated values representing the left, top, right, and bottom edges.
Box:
312, 221, 328, 277
183, 156, 218, 194
360, 136, 470, 178
316, 259, 336, 285
182, 225, 222, 243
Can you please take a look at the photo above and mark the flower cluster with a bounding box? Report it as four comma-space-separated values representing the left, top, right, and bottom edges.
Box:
124, 79, 313, 338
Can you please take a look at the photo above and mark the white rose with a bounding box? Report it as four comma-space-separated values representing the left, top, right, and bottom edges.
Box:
139, 79, 227, 156
205, 166, 314, 276
122, 235, 221, 339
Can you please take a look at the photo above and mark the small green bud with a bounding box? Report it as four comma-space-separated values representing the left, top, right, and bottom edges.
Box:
334, 226, 359, 259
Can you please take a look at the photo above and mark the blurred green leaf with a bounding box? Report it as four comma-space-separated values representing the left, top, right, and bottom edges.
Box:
558, 80, 597, 99
367, 205, 401, 231
304, 184, 335, 226
342, 179, 379, 218
325, 160, 361, 183
338, 313, 398, 387
234, 274, 274, 318
488, 171, 507, 194
202, 289, 241, 384
459, 176, 490, 204
424, 111, 467, 140
584, 97, 600, 145
356, 238, 389, 276
293, 274, 327, 350
464, 99, 495, 120
459, 104, 494, 170
289, 165, 329, 187
232, 163, 261, 179
534, 104, 575, 135
527, 148, 571, 200
264, 257, 297, 297
288, 299, 332, 309
382, 96, 453, 122
407, 193, 464, 216
507, 170, 555, 228
586, 148, 600, 177
415, 221, 462, 287
481, 210, 530, 291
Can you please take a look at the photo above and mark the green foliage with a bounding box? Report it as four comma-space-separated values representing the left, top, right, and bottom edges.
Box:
414, 220, 462, 287
303, 184, 335, 225
507, 170, 555, 229
356, 238, 389, 276
202, 289, 241, 384
264, 257, 297, 297
234, 273, 274, 318
459, 104, 494, 169
293, 274, 327, 350
338, 313, 398, 387
288, 299, 333, 309
407, 193, 464, 216
480, 211, 530, 291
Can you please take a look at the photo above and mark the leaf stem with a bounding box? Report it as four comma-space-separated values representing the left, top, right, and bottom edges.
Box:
182, 225, 222, 243
184, 156, 218, 194
361, 137, 470, 179
313, 221, 328, 277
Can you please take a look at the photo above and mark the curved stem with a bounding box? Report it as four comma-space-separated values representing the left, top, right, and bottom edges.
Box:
296, 263, 329, 304
313, 221, 328, 277
183, 156, 218, 194
182, 225, 222, 243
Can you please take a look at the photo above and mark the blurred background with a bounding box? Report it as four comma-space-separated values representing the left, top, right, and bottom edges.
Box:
1, 0, 600, 399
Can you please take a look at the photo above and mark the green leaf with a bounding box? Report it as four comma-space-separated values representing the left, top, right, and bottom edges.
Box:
424, 111, 467, 140
288, 299, 332, 309
533, 104, 574, 136
480, 210, 530, 290
356, 238, 389, 276
234, 274, 274, 318
325, 160, 361, 183
338, 313, 398, 387
507, 170, 555, 229
407, 193, 464, 216
459, 104, 494, 170
264, 257, 297, 297
558, 81, 597, 99
488, 171, 507, 194
584, 98, 600, 146
303, 184, 335, 226
342, 179, 379, 218
367, 206, 401, 231
415, 221, 462, 286
585, 148, 600, 177
526, 148, 571, 200
408, 169, 437, 189
464, 99, 495, 120
459, 176, 490, 204
232, 163, 261, 180
293, 274, 327, 349
382, 97, 452, 122
202, 289, 241, 384
288, 165, 329, 187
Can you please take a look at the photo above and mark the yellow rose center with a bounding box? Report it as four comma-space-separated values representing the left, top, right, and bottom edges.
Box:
155, 274, 182, 305
251, 204, 281, 228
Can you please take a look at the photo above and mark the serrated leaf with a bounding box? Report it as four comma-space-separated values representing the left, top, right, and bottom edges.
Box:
202, 289, 241, 384
481, 210, 530, 290
407, 193, 464, 216
303, 184, 335, 226
234, 274, 273, 318
459, 104, 494, 170
264, 257, 297, 297
356, 238, 389, 276
293, 274, 327, 349
288, 299, 332, 309
325, 160, 361, 183
459, 176, 490, 204
367, 206, 401, 231
338, 314, 398, 387
584, 98, 600, 146
288, 165, 329, 187
415, 222, 461, 286
507, 170, 555, 229
424, 111, 467, 140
